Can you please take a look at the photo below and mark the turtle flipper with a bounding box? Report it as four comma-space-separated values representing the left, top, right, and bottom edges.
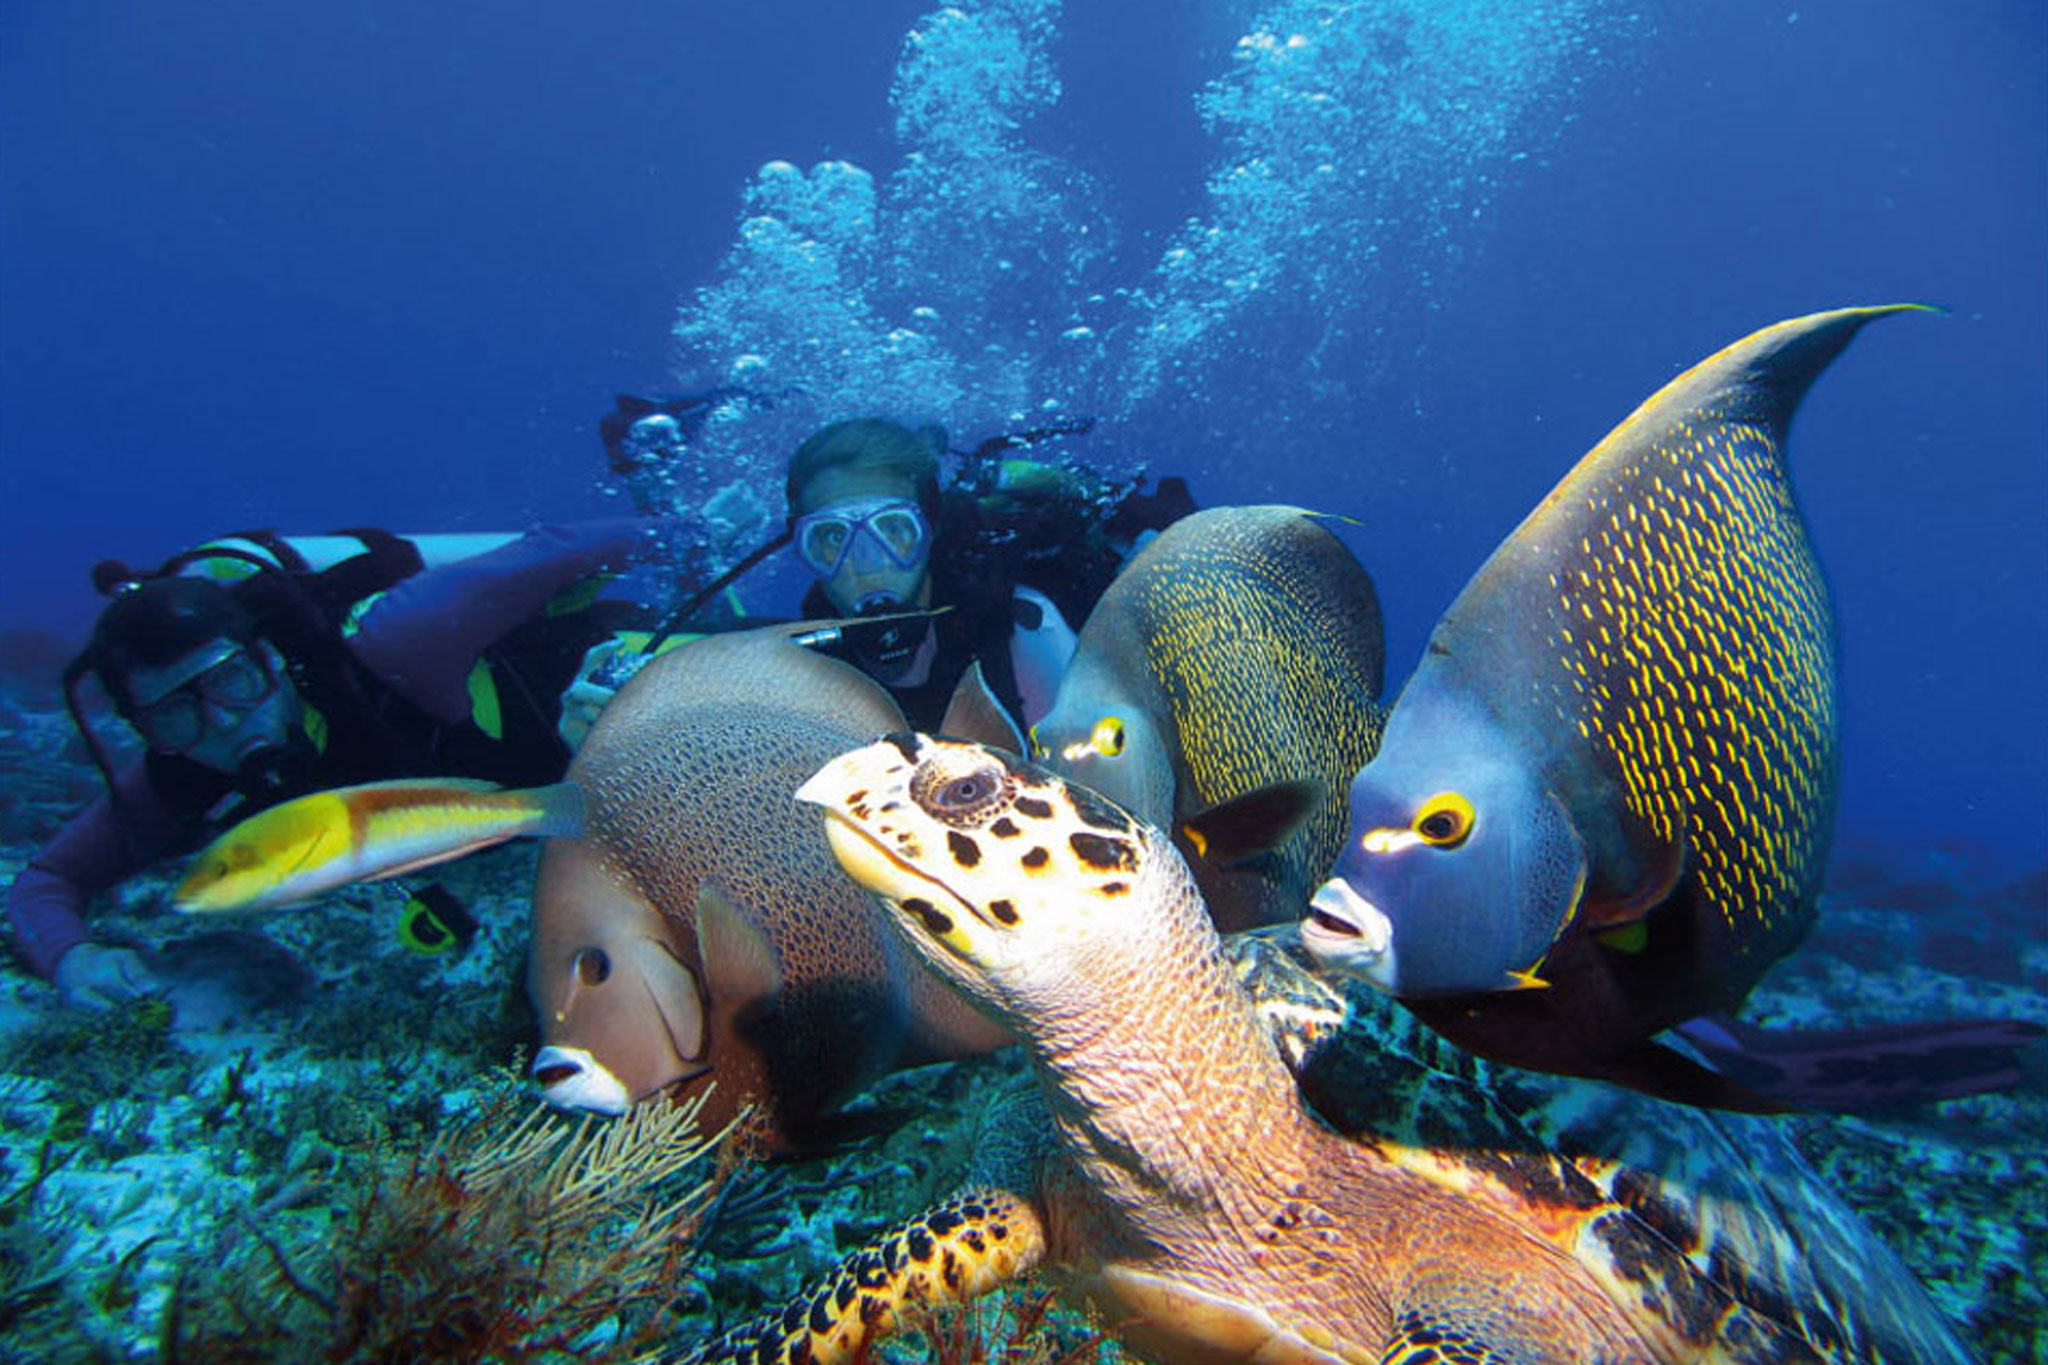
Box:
1375, 1314, 1519, 1364
679, 1187, 1045, 1365
1384, 1309, 1589, 1365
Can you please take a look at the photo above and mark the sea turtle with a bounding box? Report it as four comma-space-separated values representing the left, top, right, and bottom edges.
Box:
682, 735, 1975, 1365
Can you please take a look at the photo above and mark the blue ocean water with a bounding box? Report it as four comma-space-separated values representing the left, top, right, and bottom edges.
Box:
4, 0, 2043, 869
0, 5, 2045, 1357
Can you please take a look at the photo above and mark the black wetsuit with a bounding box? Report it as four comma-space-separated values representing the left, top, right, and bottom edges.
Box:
7, 522, 653, 980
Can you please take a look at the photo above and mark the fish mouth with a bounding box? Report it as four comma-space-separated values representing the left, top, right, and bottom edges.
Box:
1300, 878, 1398, 990
532, 1046, 633, 1115
532, 1044, 711, 1115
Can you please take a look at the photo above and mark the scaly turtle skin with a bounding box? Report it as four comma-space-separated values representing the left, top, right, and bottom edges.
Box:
1225, 932, 1978, 1365
683, 737, 1973, 1365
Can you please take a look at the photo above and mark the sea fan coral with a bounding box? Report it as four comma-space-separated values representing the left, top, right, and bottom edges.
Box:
167, 1081, 740, 1364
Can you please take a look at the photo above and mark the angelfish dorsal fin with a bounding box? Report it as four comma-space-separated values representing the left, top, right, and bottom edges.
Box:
1182, 779, 1325, 865
939, 661, 1026, 755
1684, 304, 1936, 442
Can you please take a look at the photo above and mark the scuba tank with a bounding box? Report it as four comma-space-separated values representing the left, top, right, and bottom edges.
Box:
185, 532, 523, 579
62, 529, 525, 819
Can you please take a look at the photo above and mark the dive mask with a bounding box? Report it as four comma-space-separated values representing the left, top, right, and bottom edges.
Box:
126, 646, 278, 754
792, 498, 932, 578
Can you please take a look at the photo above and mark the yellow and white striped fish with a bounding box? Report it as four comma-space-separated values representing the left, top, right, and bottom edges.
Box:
175, 778, 584, 913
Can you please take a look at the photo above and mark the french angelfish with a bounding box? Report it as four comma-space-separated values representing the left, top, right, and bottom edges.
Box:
1032, 505, 1387, 930
1301, 305, 1926, 1107
175, 778, 584, 913
526, 623, 1013, 1149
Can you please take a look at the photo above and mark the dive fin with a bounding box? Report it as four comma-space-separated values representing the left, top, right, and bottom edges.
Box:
1182, 779, 1325, 866
1593, 1037, 1794, 1115
1594, 921, 1650, 954
939, 661, 1026, 754
1674, 1012, 2047, 1112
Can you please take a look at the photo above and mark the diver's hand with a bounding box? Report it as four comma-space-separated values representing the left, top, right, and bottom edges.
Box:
54, 944, 163, 1011
557, 636, 654, 750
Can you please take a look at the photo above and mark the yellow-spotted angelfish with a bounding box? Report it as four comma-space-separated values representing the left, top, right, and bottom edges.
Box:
1033, 505, 1387, 931
176, 778, 585, 913
1300, 305, 1927, 1108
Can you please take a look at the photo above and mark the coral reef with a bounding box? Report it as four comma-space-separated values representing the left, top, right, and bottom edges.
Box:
0, 689, 2042, 1362
166, 1077, 731, 1363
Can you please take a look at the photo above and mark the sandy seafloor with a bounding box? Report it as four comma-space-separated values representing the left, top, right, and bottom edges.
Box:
0, 683, 2042, 1364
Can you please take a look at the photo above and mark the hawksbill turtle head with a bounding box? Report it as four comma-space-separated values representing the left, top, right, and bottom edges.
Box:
796, 732, 1185, 1024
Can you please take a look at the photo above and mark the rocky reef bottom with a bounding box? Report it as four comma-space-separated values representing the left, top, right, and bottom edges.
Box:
0, 695, 2042, 1362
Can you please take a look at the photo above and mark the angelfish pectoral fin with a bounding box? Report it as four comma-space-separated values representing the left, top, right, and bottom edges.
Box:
632, 934, 709, 1070
1182, 778, 1325, 865
1577, 834, 1682, 931
693, 882, 783, 1063
695, 884, 783, 1004
938, 661, 1026, 755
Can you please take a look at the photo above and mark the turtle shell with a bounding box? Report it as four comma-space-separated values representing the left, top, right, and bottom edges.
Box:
1225, 928, 1975, 1365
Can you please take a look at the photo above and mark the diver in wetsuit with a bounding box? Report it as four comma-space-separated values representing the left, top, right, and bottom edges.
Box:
782, 417, 1196, 729
5, 522, 657, 1009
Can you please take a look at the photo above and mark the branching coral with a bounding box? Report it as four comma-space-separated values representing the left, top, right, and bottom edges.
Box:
168, 1081, 743, 1364
907, 1288, 1112, 1365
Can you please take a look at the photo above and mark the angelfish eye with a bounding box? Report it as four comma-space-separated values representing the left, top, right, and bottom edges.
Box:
1414, 792, 1475, 848
1090, 716, 1126, 758
574, 948, 612, 985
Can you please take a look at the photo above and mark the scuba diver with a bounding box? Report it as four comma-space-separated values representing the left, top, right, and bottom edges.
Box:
602, 398, 1196, 730
6, 521, 659, 1011
782, 416, 1196, 729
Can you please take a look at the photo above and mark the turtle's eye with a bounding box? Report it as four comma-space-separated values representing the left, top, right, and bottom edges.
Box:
913, 754, 1011, 825
1090, 716, 1126, 758
1414, 792, 1475, 848
938, 770, 999, 810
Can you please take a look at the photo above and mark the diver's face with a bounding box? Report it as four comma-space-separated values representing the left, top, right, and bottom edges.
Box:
124, 640, 298, 774
794, 467, 933, 616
